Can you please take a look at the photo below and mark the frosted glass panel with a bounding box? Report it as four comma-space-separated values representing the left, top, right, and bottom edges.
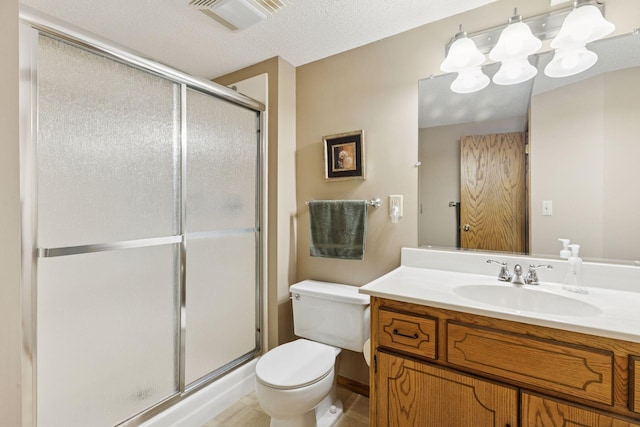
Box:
186, 89, 258, 232
37, 245, 179, 427
31, 29, 262, 426
37, 35, 180, 248
185, 234, 257, 385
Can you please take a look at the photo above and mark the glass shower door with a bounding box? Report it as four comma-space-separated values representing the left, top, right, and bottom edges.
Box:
30, 30, 263, 427
35, 34, 181, 426
183, 89, 259, 387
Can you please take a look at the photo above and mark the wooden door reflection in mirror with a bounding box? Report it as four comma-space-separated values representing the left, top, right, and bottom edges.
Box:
460, 132, 527, 253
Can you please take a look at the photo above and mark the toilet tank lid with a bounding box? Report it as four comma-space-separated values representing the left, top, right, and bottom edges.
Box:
290, 280, 370, 305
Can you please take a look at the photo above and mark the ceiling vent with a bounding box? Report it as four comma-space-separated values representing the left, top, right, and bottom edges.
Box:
189, 0, 289, 31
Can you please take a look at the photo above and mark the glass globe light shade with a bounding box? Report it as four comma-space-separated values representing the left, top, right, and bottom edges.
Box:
441, 36, 486, 73
492, 58, 538, 85
489, 21, 542, 62
544, 46, 598, 78
450, 67, 490, 94
551, 4, 615, 49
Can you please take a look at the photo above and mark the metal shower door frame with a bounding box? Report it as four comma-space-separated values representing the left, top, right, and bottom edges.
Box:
19, 6, 266, 426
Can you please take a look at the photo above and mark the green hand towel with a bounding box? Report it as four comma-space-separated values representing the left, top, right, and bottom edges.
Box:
308, 200, 367, 260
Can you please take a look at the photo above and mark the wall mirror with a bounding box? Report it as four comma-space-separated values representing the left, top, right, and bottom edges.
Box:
418, 31, 640, 264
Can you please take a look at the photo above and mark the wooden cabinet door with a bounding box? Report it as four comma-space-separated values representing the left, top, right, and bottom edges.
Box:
460, 132, 526, 253
522, 393, 640, 427
632, 356, 640, 414
375, 351, 517, 427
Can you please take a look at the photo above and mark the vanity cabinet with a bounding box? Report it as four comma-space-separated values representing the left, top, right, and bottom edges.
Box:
378, 308, 437, 360
376, 351, 518, 426
521, 393, 640, 427
370, 297, 640, 426
447, 321, 614, 405
632, 357, 640, 413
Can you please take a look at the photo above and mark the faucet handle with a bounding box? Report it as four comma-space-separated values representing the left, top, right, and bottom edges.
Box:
487, 259, 512, 282
525, 264, 553, 285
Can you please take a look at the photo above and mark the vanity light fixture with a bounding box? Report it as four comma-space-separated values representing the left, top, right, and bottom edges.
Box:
440, 26, 489, 94
543, 45, 598, 77
489, 9, 542, 85
449, 67, 491, 94
544, 0, 615, 78
550, 0, 615, 49
441, 2, 612, 93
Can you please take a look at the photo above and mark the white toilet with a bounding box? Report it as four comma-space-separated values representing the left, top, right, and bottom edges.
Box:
255, 280, 370, 427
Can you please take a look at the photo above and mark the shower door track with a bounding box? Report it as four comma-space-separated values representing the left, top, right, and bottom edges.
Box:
19, 6, 266, 427
19, 6, 263, 112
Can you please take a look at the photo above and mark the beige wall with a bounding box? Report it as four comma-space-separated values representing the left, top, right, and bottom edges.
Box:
1, 0, 22, 425
531, 67, 640, 260
296, 0, 640, 383
603, 67, 640, 261
531, 77, 605, 258
216, 57, 298, 350
295, 0, 560, 385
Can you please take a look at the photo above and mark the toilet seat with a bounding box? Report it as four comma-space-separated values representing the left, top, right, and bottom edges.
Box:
256, 339, 337, 390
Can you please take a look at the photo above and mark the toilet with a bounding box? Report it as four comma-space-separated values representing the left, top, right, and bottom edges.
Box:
255, 280, 370, 427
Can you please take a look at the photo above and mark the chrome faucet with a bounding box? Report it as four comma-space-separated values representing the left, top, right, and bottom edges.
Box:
488, 260, 552, 285
511, 264, 526, 285
487, 260, 512, 282
525, 264, 553, 285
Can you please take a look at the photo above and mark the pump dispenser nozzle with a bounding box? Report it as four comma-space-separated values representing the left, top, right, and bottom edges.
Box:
568, 244, 580, 257
558, 238, 571, 259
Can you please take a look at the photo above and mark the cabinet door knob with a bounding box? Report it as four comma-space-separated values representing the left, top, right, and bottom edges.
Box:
463, 224, 470, 231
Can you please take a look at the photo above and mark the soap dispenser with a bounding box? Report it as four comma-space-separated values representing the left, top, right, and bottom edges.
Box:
558, 238, 571, 259
563, 244, 587, 294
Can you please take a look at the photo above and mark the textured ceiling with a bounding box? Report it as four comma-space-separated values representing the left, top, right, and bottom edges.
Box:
20, 0, 497, 79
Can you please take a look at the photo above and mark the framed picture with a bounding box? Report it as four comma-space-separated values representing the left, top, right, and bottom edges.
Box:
323, 130, 365, 181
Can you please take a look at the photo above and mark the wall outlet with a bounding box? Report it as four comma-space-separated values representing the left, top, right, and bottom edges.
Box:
389, 195, 403, 218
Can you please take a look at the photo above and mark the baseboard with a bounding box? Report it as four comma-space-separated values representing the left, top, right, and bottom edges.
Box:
337, 375, 369, 398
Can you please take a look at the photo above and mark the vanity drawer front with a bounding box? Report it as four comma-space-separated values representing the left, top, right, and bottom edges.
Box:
378, 308, 437, 359
447, 321, 614, 405
632, 356, 640, 413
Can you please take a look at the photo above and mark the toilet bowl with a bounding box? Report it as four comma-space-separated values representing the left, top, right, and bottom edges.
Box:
255, 280, 370, 427
363, 338, 371, 366
255, 339, 342, 427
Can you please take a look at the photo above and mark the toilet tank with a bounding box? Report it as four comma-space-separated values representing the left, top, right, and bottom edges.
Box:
290, 280, 370, 352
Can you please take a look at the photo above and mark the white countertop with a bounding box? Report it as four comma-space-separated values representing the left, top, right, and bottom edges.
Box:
359, 264, 640, 343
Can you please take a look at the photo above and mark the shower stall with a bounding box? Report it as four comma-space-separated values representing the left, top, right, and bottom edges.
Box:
19, 8, 264, 427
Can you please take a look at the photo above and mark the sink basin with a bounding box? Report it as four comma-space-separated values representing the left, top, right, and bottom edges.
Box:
453, 285, 601, 317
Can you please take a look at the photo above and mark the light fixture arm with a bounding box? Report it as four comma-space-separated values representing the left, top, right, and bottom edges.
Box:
444, 25, 469, 56
444, 3, 605, 56
508, 8, 522, 25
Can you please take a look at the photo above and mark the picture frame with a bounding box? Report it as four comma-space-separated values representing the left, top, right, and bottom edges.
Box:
323, 130, 365, 181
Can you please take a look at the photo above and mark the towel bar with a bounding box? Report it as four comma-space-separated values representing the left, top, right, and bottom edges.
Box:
305, 198, 381, 208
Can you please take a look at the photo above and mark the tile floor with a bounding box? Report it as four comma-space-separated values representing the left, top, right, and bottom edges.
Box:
201, 387, 369, 427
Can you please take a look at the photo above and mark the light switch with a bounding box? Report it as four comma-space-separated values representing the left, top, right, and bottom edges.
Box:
542, 200, 553, 216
